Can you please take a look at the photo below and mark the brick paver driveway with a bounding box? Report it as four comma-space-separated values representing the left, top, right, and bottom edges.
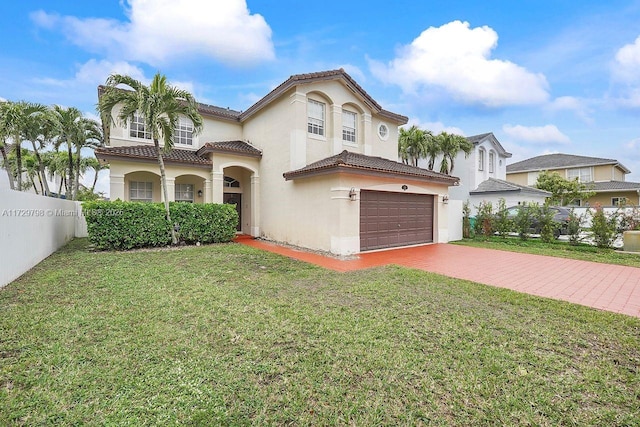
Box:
237, 236, 640, 318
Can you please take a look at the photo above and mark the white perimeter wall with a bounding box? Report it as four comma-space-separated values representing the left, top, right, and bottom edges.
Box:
0, 189, 87, 288
447, 199, 463, 242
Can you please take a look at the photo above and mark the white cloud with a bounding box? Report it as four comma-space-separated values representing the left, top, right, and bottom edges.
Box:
502, 124, 570, 144
406, 119, 465, 136
370, 21, 549, 107
547, 96, 593, 123
613, 35, 640, 83
31, 0, 274, 66
34, 59, 148, 88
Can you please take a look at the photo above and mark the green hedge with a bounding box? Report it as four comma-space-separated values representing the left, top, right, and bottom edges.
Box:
82, 200, 239, 250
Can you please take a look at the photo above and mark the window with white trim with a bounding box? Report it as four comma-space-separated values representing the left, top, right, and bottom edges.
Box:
174, 117, 194, 146
307, 99, 325, 136
378, 123, 388, 140
489, 152, 495, 173
567, 167, 592, 183
612, 197, 627, 207
478, 149, 485, 171
129, 113, 151, 140
175, 184, 194, 202
342, 110, 356, 143
130, 181, 153, 202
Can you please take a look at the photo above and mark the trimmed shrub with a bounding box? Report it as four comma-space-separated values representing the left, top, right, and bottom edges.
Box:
537, 204, 556, 243
462, 201, 472, 238
493, 198, 512, 238
83, 200, 238, 250
514, 202, 534, 240
567, 208, 586, 246
588, 204, 619, 249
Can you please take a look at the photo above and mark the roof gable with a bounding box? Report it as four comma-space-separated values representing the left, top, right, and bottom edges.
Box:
470, 178, 550, 196
466, 132, 512, 158
239, 69, 408, 125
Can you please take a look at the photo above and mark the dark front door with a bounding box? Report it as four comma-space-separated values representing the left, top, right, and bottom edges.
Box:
223, 193, 242, 231
359, 191, 434, 251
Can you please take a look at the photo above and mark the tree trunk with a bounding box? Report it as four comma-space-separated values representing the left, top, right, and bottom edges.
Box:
15, 140, 23, 191
31, 141, 50, 196
74, 144, 81, 199
0, 145, 15, 190
155, 140, 177, 245
91, 167, 99, 192
67, 144, 74, 200
58, 175, 64, 198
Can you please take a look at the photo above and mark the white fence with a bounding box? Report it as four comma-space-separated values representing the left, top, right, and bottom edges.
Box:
0, 189, 88, 288
571, 206, 637, 228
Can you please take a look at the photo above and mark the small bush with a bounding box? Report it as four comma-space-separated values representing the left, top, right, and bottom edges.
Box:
567, 208, 585, 246
83, 200, 238, 250
462, 201, 472, 238
474, 201, 494, 239
493, 198, 511, 238
537, 204, 556, 243
514, 203, 534, 240
588, 204, 618, 249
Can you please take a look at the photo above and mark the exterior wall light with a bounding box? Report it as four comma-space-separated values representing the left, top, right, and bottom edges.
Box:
442, 195, 449, 204
197, 190, 203, 197
349, 187, 357, 201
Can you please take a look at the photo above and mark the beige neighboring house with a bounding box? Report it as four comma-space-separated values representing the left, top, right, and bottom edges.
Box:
506, 153, 640, 206
95, 69, 458, 255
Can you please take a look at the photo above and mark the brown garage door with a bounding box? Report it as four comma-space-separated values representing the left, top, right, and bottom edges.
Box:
360, 191, 434, 251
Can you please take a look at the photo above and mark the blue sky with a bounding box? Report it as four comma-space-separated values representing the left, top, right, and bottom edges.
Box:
2, 0, 640, 195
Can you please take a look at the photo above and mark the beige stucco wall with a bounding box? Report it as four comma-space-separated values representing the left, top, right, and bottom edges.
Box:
506, 172, 528, 186
262, 172, 451, 255
587, 191, 640, 206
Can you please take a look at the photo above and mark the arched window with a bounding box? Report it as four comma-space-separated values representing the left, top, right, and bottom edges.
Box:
224, 176, 240, 188
478, 149, 485, 171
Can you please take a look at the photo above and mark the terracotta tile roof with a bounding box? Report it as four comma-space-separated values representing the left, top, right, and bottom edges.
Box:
470, 178, 550, 196
196, 140, 262, 158
94, 145, 212, 167
283, 150, 459, 184
507, 153, 630, 174
240, 69, 409, 125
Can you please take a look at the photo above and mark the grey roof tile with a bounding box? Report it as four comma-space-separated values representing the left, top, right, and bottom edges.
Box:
470, 178, 551, 195
587, 180, 640, 191
507, 153, 630, 173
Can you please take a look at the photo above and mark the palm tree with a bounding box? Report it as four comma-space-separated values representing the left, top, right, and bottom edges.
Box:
398, 125, 434, 167
72, 118, 103, 199
50, 105, 84, 199
435, 132, 473, 175
0, 101, 15, 190
98, 72, 204, 244
0, 101, 46, 191
84, 157, 109, 192
23, 105, 52, 196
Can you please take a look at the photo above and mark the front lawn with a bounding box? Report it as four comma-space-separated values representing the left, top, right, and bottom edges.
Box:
1, 239, 639, 425
454, 235, 640, 268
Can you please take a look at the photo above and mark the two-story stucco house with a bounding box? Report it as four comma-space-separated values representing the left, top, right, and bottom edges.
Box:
434, 132, 549, 214
95, 69, 458, 255
506, 153, 640, 206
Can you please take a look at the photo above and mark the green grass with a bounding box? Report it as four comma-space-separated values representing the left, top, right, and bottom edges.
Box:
453, 236, 640, 268
1, 239, 639, 425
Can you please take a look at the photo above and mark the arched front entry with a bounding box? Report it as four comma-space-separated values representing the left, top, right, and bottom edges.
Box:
212, 164, 260, 236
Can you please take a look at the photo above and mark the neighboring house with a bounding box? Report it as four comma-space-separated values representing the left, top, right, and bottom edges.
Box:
506, 153, 640, 206
95, 69, 458, 255
435, 132, 549, 214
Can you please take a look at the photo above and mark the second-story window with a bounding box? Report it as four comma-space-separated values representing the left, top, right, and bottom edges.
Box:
342, 110, 356, 143
567, 167, 592, 183
489, 152, 495, 173
130, 113, 151, 140
478, 149, 485, 171
308, 99, 325, 136
174, 117, 194, 146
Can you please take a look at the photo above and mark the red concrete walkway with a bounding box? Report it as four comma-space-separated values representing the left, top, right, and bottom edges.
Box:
236, 236, 640, 318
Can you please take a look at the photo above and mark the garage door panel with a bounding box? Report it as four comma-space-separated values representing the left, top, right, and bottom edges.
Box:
360, 191, 434, 251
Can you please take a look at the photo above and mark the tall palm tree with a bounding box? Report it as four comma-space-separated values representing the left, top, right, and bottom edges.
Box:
72, 118, 103, 199
435, 132, 474, 175
398, 125, 434, 167
0, 101, 46, 191
98, 72, 204, 244
50, 105, 84, 199
23, 105, 52, 196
